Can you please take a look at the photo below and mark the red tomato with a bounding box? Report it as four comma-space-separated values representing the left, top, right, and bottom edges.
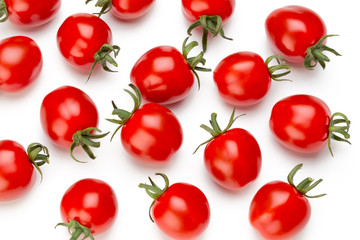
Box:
108, 84, 183, 164
1, 0, 61, 27
0, 36, 42, 93
265, 5, 340, 69
40, 86, 98, 149
58, 178, 118, 238
181, 0, 235, 23
131, 46, 194, 104
0, 140, 49, 202
249, 164, 325, 240
269, 94, 350, 155
195, 110, 261, 190
111, 0, 154, 20
139, 173, 210, 239
57, 13, 118, 74
213, 52, 290, 107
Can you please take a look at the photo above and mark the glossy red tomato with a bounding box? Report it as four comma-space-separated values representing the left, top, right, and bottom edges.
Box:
58, 178, 118, 238
111, 0, 154, 20
109, 84, 183, 164
0, 36, 42, 93
1, 0, 61, 27
265, 5, 331, 65
0, 140, 49, 202
131, 46, 194, 104
139, 173, 210, 239
181, 0, 235, 23
213, 51, 290, 107
249, 164, 324, 239
269, 94, 351, 155
40, 86, 98, 149
56, 13, 113, 71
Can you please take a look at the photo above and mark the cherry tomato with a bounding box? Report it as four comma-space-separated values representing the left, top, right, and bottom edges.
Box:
195, 109, 261, 190
265, 5, 340, 69
181, 0, 235, 23
57, 13, 120, 79
108, 84, 183, 164
0, 0, 61, 27
269, 94, 350, 155
0, 140, 49, 202
213, 52, 290, 107
249, 164, 325, 240
139, 173, 210, 239
0, 36, 42, 93
57, 178, 118, 239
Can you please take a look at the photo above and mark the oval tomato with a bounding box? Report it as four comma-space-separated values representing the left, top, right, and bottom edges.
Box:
265, 5, 340, 69
181, 0, 235, 23
108, 84, 183, 164
195, 109, 261, 190
0, 0, 61, 27
139, 173, 210, 239
213, 52, 290, 107
249, 164, 325, 240
0, 140, 49, 202
0, 36, 42, 93
57, 178, 118, 239
269, 94, 350, 155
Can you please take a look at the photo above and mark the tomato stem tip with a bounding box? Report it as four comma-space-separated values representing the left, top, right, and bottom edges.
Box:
56, 219, 94, 240
27, 143, 50, 183
85, 0, 112, 17
0, 0, 8, 22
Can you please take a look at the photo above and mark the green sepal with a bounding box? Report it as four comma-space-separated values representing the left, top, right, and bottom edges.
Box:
88, 43, 120, 81
138, 173, 170, 222
106, 84, 142, 141
55, 219, 94, 240
70, 127, 109, 163
287, 164, 326, 198
85, 0, 112, 17
265, 55, 292, 81
194, 108, 245, 153
304, 34, 341, 70
27, 143, 50, 182
0, 0, 8, 22
328, 112, 351, 156
187, 15, 232, 52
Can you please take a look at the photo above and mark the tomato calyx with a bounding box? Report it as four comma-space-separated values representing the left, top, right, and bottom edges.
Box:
304, 34, 341, 70
182, 37, 211, 89
187, 15, 232, 52
88, 43, 121, 82
70, 127, 110, 163
328, 112, 351, 156
194, 108, 245, 153
106, 83, 142, 140
27, 143, 50, 182
0, 0, 8, 22
288, 164, 326, 198
265, 55, 292, 81
56, 219, 94, 240
138, 173, 170, 222
85, 0, 112, 18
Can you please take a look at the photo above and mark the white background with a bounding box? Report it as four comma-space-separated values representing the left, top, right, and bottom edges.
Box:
0, 0, 359, 239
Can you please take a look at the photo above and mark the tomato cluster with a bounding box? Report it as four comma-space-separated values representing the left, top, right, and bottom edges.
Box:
0, 1, 351, 240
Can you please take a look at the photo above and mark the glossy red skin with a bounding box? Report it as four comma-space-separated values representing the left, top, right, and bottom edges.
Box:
0, 36, 42, 93
111, 0, 154, 20
153, 182, 210, 239
181, 0, 235, 23
56, 13, 112, 71
60, 178, 118, 234
204, 128, 261, 190
131, 46, 194, 104
0, 140, 36, 202
4, 0, 61, 27
40, 86, 98, 149
265, 5, 327, 62
121, 103, 183, 164
213, 51, 271, 107
249, 181, 311, 240
269, 94, 331, 153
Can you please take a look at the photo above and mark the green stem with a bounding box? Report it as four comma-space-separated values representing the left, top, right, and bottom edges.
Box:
85, 0, 112, 17
56, 219, 94, 240
27, 143, 50, 182
0, 0, 8, 22
328, 112, 351, 156
265, 55, 292, 81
